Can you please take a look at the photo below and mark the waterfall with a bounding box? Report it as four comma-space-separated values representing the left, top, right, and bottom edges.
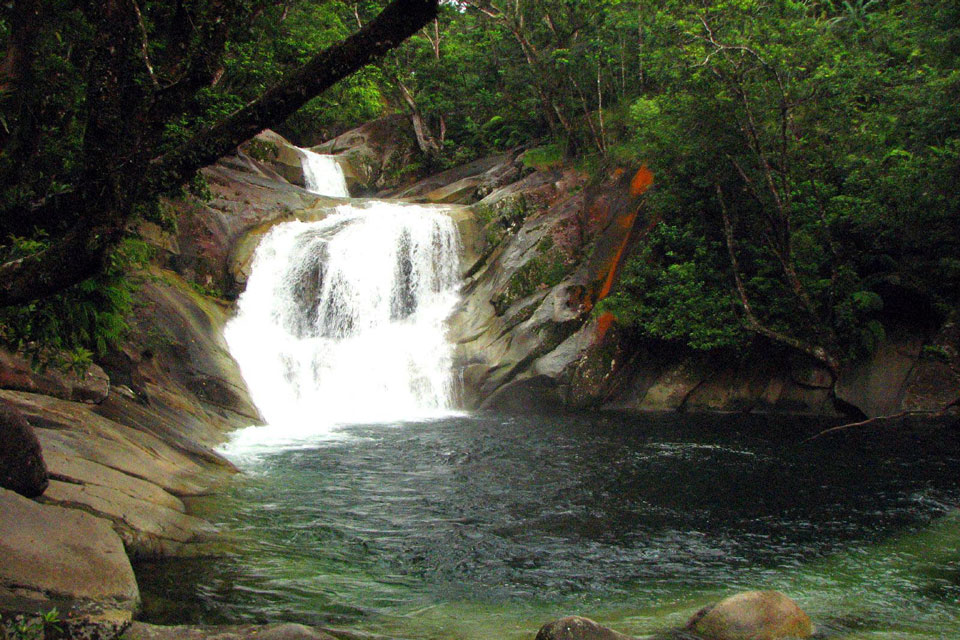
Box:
223, 202, 463, 453
299, 147, 350, 197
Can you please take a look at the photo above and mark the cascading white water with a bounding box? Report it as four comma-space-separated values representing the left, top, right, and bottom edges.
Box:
299, 147, 350, 197
223, 201, 463, 454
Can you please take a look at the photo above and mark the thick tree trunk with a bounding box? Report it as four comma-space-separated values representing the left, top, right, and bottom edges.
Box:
0, 0, 152, 305
398, 80, 441, 157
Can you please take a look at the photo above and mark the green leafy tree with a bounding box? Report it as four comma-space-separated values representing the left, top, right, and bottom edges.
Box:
605, 0, 960, 375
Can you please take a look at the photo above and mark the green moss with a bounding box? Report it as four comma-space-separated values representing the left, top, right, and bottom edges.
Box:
492, 248, 569, 315
188, 279, 225, 300
474, 196, 529, 251
246, 139, 280, 162
521, 143, 565, 171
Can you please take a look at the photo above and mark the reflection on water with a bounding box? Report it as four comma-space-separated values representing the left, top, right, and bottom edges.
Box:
136, 413, 960, 639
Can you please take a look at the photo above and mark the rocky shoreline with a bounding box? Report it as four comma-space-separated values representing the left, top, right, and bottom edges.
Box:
2, 125, 956, 639
117, 590, 814, 640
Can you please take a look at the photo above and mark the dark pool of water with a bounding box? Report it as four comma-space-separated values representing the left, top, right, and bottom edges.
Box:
136, 412, 960, 638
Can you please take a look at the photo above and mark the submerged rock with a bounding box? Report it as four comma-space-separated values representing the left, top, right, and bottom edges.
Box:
535, 616, 636, 640
686, 591, 813, 640
123, 622, 340, 640
0, 400, 48, 497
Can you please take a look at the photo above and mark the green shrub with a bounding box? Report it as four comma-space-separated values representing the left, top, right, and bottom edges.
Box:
597, 223, 747, 352
0, 236, 153, 370
0, 608, 60, 640
521, 143, 565, 171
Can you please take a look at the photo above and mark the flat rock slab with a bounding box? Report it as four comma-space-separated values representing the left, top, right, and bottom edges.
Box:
44, 449, 185, 512
0, 488, 139, 619
43, 480, 214, 557
0, 390, 217, 496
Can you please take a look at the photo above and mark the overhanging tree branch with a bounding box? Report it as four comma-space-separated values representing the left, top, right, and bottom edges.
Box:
0, 0, 439, 308
146, 0, 438, 195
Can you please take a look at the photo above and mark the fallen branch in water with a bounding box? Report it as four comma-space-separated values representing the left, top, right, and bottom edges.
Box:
804, 396, 960, 443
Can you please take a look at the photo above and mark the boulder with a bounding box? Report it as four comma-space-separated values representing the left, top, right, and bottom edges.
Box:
70, 363, 111, 404
0, 487, 139, 622
835, 330, 923, 417
242, 130, 308, 187
638, 359, 713, 411
0, 400, 48, 497
313, 114, 418, 193
686, 591, 813, 640
480, 375, 564, 413
535, 616, 636, 640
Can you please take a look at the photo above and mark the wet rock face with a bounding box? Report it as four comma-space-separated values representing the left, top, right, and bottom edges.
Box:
0, 400, 48, 498
686, 591, 813, 640
0, 349, 110, 405
313, 114, 419, 194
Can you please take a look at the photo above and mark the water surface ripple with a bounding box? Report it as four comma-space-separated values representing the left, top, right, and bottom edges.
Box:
137, 413, 960, 639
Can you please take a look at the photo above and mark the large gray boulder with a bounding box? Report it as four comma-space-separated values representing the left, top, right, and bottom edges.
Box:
0, 400, 48, 497
686, 591, 813, 640
0, 488, 140, 622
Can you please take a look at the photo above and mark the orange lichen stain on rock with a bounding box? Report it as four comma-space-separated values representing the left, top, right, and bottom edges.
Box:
630, 165, 654, 197
595, 311, 616, 343
597, 208, 640, 301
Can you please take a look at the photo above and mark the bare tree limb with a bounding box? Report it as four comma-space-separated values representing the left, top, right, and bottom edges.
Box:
130, 0, 160, 89
804, 397, 960, 443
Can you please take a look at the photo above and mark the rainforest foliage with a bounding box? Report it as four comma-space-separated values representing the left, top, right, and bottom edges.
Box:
1, 0, 957, 370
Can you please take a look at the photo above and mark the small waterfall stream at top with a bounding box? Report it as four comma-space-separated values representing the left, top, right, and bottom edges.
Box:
299, 147, 350, 197
223, 150, 463, 456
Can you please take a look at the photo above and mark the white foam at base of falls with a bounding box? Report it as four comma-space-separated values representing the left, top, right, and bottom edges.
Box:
222, 202, 464, 459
